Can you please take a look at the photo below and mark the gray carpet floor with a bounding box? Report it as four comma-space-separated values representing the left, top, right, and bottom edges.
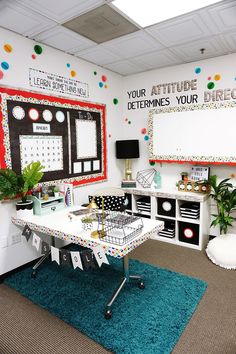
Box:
0, 239, 235, 354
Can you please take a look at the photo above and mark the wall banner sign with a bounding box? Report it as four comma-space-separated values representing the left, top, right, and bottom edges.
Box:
29, 68, 89, 98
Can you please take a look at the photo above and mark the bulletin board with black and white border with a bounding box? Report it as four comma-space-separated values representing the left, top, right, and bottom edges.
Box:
0, 86, 107, 186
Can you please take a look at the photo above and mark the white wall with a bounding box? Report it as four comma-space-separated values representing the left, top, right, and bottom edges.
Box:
122, 53, 236, 235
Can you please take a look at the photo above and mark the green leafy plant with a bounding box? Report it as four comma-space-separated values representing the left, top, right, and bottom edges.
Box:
53, 186, 60, 193
81, 216, 93, 223
0, 161, 44, 203
207, 175, 236, 234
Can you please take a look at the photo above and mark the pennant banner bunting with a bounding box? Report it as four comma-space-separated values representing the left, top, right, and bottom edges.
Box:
32, 233, 41, 251
93, 244, 109, 268
22, 228, 110, 271
81, 250, 97, 271
60, 249, 72, 267
41, 241, 51, 254
51, 246, 60, 265
71, 251, 83, 271
22, 224, 32, 241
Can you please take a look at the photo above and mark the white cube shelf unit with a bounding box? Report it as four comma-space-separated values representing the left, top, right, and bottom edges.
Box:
122, 188, 210, 251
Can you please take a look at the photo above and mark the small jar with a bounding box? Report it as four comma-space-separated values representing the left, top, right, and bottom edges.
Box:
181, 172, 188, 181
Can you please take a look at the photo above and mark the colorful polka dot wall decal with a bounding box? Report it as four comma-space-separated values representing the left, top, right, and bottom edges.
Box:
3, 43, 12, 53
34, 45, 43, 55
108, 134, 111, 138
1, 62, 9, 70
71, 70, 76, 77
101, 75, 107, 82
125, 118, 128, 122
67, 63, 71, 68
208, 76, 211, 80
104, 84, 108, 89
149, 161, 155, 166
195, 67, 201, 74
128, 121, 131, 124
113, 98, 118, 105
99, 82, 103, 88
141, 128, 146, 134
32, 54, 36, 60
94, 71, 97, 75
207, 82, 215, 90
214, 74, 221, 81
0, 70, 4, 80
144, 135, 149, 141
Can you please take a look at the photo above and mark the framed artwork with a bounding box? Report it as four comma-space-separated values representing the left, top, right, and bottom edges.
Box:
0, 86, 107, 186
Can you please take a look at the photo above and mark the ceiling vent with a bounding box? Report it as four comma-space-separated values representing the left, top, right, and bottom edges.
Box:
62, 4, 139, 44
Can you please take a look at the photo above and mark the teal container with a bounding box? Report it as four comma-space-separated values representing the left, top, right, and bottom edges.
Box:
154, 171, 162, 189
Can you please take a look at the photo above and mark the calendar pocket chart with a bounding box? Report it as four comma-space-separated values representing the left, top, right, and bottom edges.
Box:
0, 87, 107, 186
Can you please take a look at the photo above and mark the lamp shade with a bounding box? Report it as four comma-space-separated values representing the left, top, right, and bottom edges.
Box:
116, 140, 140, 159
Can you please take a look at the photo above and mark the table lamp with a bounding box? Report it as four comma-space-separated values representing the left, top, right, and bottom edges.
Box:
116, 139, 139, 188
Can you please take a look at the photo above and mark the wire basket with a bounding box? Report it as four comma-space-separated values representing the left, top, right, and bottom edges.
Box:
96, 211, 144, 246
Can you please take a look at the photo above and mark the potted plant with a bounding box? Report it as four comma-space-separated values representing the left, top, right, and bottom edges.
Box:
53, 186, 60, 197
207, 175, 236, 234
0, 161, 44, 216
206, 175, 236, 269
81, 216, 93, 231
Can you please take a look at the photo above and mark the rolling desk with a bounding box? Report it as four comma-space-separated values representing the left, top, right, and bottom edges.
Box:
12, 207, 164, 319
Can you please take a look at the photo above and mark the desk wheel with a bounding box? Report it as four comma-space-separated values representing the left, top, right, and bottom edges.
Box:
138, 281, 145, 289
31, 270, 37, 278
104, 309, 112, 320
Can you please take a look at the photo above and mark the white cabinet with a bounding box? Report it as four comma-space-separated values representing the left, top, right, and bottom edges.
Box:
122, 188, 210, 251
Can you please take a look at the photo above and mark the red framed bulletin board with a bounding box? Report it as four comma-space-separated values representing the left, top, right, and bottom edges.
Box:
0, 86, 107, 186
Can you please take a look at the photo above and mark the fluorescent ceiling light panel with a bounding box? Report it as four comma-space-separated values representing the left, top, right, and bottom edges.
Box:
112, 0, 222, 27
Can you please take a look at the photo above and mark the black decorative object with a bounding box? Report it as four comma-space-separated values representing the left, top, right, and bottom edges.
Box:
116, 140, 139, 187
179, 222, 199, 245
157, 198, 176, 217
88, 195, 126, 211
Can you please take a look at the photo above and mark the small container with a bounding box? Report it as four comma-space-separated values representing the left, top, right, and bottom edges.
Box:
181, 172, 188, 181
154, 171, 162, 189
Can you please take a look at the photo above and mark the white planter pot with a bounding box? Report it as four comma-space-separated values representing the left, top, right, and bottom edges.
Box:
16, 200, 34, 218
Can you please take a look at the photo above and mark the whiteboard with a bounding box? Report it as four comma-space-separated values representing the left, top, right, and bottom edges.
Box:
148, 102, 236, 164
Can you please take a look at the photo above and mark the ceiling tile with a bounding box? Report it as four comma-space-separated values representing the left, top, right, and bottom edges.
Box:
75, 45, 122, 65
146, 13, 213, 47
16, 0, 106, 23
102, 30, 164, 59
104, 59, 146, 76
131, 49, 183, 70
207, 0, 236, 33
170, 36, 230, 62
222, 31, 236, 52
34, 26, 95, 52
0, 0, 55, 37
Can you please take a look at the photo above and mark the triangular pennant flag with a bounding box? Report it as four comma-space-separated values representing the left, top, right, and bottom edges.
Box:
81, 250, 96, 271
92, 244, 109, 268
22, 224, 32, 241
51, 246, 60, 265
60, 249, 72, 267
41, 241, 50, 255
32, 233, 41, 251
71, 251, 83, 270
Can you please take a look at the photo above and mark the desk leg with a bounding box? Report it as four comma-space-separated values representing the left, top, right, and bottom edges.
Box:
104, 254, 145, 319
31, 235, 55, 278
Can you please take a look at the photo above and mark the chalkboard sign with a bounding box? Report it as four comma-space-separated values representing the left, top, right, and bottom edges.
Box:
148, 101, 236, 165
0, 86, 107, 186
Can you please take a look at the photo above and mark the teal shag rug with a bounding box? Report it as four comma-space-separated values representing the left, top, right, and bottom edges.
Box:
4, 258, 207, 354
